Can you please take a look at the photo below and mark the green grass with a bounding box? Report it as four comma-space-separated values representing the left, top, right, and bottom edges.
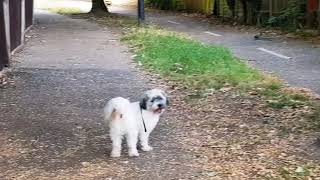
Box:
261, 88, 310, 109
47, 7, 82, 14
278, 166, 313, 179
123, 28, 273, 90
122, 27, 314, 110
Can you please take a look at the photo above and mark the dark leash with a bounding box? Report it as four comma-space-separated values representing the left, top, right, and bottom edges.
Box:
140, 108, 147, 132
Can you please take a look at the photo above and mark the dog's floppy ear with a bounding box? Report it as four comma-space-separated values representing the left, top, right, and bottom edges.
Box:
139, 93, 148, 110
160, 91, 170, 106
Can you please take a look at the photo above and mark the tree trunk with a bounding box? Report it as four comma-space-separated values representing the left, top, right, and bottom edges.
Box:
91, 0, 108, 13
226, 0, 236, 18
251, 0, 263, 25
240, 0, 247, 23
240, 0, 262, 25
213, 0, 220, 16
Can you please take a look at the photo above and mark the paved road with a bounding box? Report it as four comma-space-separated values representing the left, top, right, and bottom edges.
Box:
109, 6, 320, 95
0, 10, 197, 179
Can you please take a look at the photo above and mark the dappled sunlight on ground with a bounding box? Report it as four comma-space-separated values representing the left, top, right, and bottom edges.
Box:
35, 0, 92, 12
110, 0, 137, 7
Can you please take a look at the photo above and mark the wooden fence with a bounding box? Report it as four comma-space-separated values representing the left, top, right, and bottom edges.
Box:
157, 0, 290, 15
179, 0, 319, 28
0, 0, 10, 69
261, 0, 289, 16
25, 0, 34, 28
183, 0, 213, 14
0, 0, 33, 71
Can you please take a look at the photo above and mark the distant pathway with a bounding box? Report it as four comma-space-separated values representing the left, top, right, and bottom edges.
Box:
110, 6, 320, 95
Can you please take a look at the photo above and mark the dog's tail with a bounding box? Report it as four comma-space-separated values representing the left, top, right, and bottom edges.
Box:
104, 97, 130, 122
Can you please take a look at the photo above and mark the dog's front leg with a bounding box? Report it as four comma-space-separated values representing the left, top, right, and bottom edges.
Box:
139, 133, 153, 151
110, 132, 122, 158
126, 131, 139, 157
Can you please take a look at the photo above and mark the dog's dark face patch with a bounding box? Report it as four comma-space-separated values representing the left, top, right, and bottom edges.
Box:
140, 96, 148, 110
151, 96, 163, 103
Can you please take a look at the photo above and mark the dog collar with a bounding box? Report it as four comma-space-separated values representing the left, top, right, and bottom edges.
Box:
140, 108, 147, 132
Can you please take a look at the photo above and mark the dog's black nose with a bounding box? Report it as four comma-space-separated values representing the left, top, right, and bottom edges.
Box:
158, 104, 164, 108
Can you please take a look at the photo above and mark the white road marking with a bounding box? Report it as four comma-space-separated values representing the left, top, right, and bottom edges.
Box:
204, 31, 223, 37
167, 20, 180, 25
257, 48, 292, 59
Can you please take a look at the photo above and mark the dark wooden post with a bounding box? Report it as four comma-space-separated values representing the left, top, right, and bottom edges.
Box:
25, 0, 33, 28
0, 0, 10, 70
318, 0, 320, 34
216, 0, 220, 16
138, 0, 145, 23
9, 0, 22, 51
269, 0, 273, 18
307, 0, 318, 28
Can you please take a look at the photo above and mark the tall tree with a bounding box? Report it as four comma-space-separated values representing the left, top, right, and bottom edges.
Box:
226, 0, 236, 18
240, 0, 262, 24
213, 0, 220, 16
91, 0, 108, 13
239, 0, 247, 23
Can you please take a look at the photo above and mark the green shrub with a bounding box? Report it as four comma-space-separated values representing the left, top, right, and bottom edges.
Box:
146, 0, 178, 10
267, 0, 307, 30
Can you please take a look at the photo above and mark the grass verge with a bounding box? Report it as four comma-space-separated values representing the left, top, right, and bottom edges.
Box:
123, 27, 316, 109
46, 7, 83, 14
124, 28, 275, 90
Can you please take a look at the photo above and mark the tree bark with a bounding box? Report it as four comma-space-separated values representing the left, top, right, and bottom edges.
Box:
213, 0, 220, 16
226, 0, 236, 18
91, 0, 108, 13
240, 0, 247, 23
240, 0, 262, 25
251, 0, 262, 25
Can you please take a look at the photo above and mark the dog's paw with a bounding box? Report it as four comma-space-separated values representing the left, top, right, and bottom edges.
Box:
128, 150, 139, 157
142, 145, 153, 152
110, 150, 121, 158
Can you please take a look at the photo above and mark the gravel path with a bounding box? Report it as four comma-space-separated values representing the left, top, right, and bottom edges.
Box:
0, 10, 199, 179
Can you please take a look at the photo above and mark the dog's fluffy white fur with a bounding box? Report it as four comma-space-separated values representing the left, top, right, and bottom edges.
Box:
104, 89, 169, 157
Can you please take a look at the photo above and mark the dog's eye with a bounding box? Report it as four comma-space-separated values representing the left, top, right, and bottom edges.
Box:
151, 96, 163, 103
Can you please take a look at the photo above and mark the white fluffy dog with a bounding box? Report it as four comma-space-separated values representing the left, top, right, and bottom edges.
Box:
104, 89, 169, 157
